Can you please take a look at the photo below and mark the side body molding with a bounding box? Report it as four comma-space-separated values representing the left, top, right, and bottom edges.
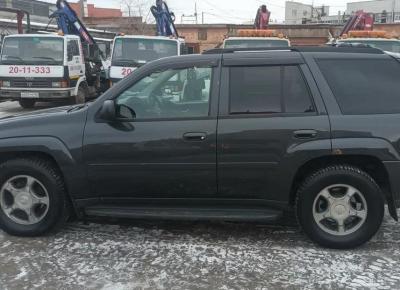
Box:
332, 138, 400, 161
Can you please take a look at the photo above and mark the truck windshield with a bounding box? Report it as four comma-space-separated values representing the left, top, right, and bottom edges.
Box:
340, 40, 400, 53
112, 38, 179, 66
224, 39, 289, 49
1, 37, 64, 65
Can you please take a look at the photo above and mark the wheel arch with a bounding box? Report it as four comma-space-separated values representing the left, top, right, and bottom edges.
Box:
74, 76, 88, 96
289, 154, 397, 220
0, 137, 81, 216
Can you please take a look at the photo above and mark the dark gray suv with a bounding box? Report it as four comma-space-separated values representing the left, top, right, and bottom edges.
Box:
0, 47, 399, 249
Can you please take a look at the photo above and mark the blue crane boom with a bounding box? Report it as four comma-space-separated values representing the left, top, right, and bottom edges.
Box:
150, 0, 179, 38
50, 0, 96, 45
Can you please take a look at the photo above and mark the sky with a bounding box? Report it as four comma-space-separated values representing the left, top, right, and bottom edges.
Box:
44, 0, 352, 23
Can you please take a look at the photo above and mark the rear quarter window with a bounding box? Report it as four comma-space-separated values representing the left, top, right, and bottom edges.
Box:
229, 65, 315, 114
317, 58, 400, 115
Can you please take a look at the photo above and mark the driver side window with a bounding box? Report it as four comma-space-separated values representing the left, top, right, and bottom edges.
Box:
116, 67, 212, 120
67, 40, 80, 61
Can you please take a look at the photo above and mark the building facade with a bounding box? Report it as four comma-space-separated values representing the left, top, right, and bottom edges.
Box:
0, 0, 56, 24
285, 1, 330, 24
69, 1, 122, 19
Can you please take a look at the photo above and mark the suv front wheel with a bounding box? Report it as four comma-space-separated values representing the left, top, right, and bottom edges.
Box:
0, 158, 69, 236
296, 165, 384, 249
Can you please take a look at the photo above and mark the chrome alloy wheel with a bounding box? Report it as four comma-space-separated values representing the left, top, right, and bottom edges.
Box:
313, 184, 368, 236
0, 175, 50, 225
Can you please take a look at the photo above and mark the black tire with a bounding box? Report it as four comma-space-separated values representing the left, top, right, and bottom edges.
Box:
296, 165, 384, 249
74, 84, 88, 104
19, 99, 36, 109
0, 158, 69, 237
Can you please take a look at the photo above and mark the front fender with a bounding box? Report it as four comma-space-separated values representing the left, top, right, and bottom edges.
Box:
0, 136, 75, 166
0, 136, 87, 204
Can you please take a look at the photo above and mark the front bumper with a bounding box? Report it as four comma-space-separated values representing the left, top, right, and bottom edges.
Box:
0, 88, 74, 101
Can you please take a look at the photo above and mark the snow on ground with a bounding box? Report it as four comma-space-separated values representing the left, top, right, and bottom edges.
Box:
0, 210, 400, 290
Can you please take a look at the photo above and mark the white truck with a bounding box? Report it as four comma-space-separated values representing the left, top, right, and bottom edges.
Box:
109, 35, 185, 84
0, 34, 100, 108
335, 37, 400, 58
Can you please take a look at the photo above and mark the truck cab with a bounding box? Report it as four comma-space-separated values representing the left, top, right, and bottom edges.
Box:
333, 30, 400, 58
0, 34, 90, 108
336, 38, 400, 58
109, 35, 185, 85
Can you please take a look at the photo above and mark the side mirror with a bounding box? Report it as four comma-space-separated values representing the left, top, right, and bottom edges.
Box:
117, 104, 136, 121
98, 100, 116, 121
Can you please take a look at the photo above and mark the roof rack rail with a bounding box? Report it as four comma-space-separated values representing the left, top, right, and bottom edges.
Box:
203, 47, 294, 54
203, 46, 384, 55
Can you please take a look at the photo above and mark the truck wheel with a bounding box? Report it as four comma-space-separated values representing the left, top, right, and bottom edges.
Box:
0, 158, 70, 237
74, 85, 88, 104
19, 99, 36, 109
296, 165, 384, 249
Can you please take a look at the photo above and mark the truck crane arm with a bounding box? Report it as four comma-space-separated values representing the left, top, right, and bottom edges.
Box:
340, 10, 374, 37
150, 0, 179, 38
254, 5, 271, 30
50, 0, 96, 46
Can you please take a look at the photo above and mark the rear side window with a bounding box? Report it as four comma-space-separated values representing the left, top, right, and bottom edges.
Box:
229, 65, 314, 114
317, 59, 400, 115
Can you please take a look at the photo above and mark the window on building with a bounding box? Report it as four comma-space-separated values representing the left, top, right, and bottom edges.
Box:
317, 59, 400, 114
229, 65, 314, 114
198, 29, 208, 41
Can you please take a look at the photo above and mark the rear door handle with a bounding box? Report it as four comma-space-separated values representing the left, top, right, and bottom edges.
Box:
183, 132, 207, 141
293, 130, 317, 139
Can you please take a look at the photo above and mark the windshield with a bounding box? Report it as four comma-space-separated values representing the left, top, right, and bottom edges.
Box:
112, 38, 179, 66
1, 37, 64, 65
224, 39, 289, 49
340, 40, 400, 53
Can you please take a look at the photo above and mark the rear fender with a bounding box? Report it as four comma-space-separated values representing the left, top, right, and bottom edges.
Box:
333, 138, 399, 220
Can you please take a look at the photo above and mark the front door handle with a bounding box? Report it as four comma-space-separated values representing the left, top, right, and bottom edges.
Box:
183, 132, 207, 142
293, 130, 317, 139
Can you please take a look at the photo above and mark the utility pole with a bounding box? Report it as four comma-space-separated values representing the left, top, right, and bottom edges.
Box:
311, 0, 314, 20
79, 0, 84, 18
78, 0, 88, 18
202, 12, 204, 24
195, 2, 198, 24
392, 0, 396, 23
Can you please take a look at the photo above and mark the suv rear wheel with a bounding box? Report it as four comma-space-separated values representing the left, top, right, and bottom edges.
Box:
0, 158, 69, 236
296, 165, 384, 249
19, 99, 36, 109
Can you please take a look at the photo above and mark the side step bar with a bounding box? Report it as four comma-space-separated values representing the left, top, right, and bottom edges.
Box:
85, 206, 282, 222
